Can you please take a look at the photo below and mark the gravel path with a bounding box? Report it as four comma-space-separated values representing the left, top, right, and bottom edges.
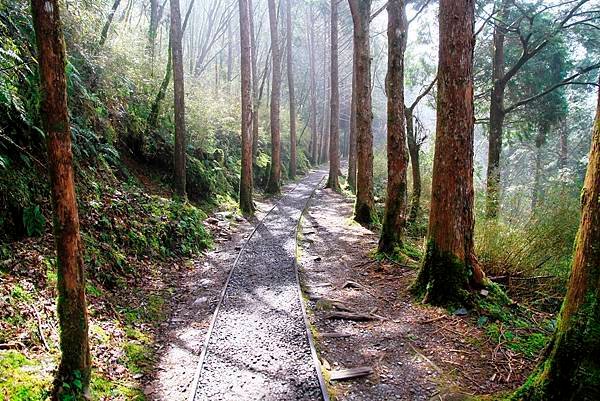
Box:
192, 168, 328, 401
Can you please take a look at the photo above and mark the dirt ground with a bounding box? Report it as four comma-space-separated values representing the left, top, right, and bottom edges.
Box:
298, 187, 538, 401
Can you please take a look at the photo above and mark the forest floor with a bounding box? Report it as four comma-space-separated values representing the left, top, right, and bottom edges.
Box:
298, 184, 551, 401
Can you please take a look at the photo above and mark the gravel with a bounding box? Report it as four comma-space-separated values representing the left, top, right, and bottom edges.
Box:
193, 169, 327, 401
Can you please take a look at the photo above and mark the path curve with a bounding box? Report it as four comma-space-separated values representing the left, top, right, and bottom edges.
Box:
191, 168, 329, 401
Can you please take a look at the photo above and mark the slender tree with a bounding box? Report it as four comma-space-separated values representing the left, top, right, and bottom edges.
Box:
514, 76, 600, 401
99, 0, 122, 48
413, 0, 485, 305
347, 50, 357, 191
348, 0, 375, 224
31, 0, 91, 397
286, 0, 297, 179
171, 0, 186, 198
248, 0, 260, 164
326, 0, 340, 190
378, 0, 408, 254
308, 5, 319, 165
239, 0, 254, 214
266, 0, 281, 193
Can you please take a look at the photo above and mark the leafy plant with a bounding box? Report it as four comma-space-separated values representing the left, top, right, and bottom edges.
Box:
22, 205, 45, 237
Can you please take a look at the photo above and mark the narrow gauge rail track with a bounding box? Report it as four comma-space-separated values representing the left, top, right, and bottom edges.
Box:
190, 168, 330, 401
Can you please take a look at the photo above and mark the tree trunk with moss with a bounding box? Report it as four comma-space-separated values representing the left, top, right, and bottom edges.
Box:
348, 0, 374, 225
406, 107, 421, 225
266, 0, 281, 193
378, 0, 408, 254
239, 0, 254, 214
514, 78, 600, 401
31, 0, 91, 397
413, 0, 485, 306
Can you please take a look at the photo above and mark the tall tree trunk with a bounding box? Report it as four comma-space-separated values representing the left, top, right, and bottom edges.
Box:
406, 107, 421, 225
266, 0, 281, 193
99, 0, 122, 48
308, 5, 319, 165
249, 0, 260, 164
559, 118, 568, 169
532, 124, 547, 211
326, 0, 340, 190
347, 47, 357, 191
148, 0, 159, 61
171, 0, 186, 198
239, 0, 254, 214
378, 0, 408, 253
515, 78, 600, 401
348, 0, 375, 225
413, 0, 485, 306
227, 19, 233, 92
286, 0, 297, 179
485, 0, 508, 218
31, 0, 91, 397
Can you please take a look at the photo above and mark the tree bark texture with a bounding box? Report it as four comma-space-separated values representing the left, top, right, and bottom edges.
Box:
31, 0, 91, 396
379, 0, 408, 253
171, 0, 187, 198
326, 0, 340, 190
266, 0, 281, 193
286, 0, 297, 179
413, 0, 485, 306
515, 77, 600, 401
348, 0, 374, 225
239, 0, 254, 214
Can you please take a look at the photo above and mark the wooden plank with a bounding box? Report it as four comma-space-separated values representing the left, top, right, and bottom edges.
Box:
320, 332, 352, 338
325, 311, 378, 321
329, 367, 373, 381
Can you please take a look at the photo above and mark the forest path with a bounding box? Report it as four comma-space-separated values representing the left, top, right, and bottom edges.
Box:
191, 167, 328, 401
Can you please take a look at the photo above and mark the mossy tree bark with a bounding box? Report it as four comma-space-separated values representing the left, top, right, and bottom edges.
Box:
238, 0, 254, 214
378, 0, 408, 254
405, 107, 421, 225
249, 0, 260, 165
413, 0, 485, 306
326, 0, 340, 191
31, 0, 91, 397
514, 78, 600, 401
266, 0, 281, 194
348, 0, 374, 225
170, 0, 187, 198
286, 0, 297, 180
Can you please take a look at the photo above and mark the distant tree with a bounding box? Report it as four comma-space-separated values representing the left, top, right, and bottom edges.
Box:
286, 0, 297, 179
30, 0, 91, 396
513, 77, 600, 401
348, 0, 375, 225
266, 0, 281, 194
484, 0, 600, 218
326, 0, 340, 191
347, 52, 357, 191
249, 0, 260, 163
99, 0, 122, 48
170, 0, 187, 198
239, 0, 254, 214
413, 0, 486, 305
308, 5, 319, 165
378, 0, 408, 254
